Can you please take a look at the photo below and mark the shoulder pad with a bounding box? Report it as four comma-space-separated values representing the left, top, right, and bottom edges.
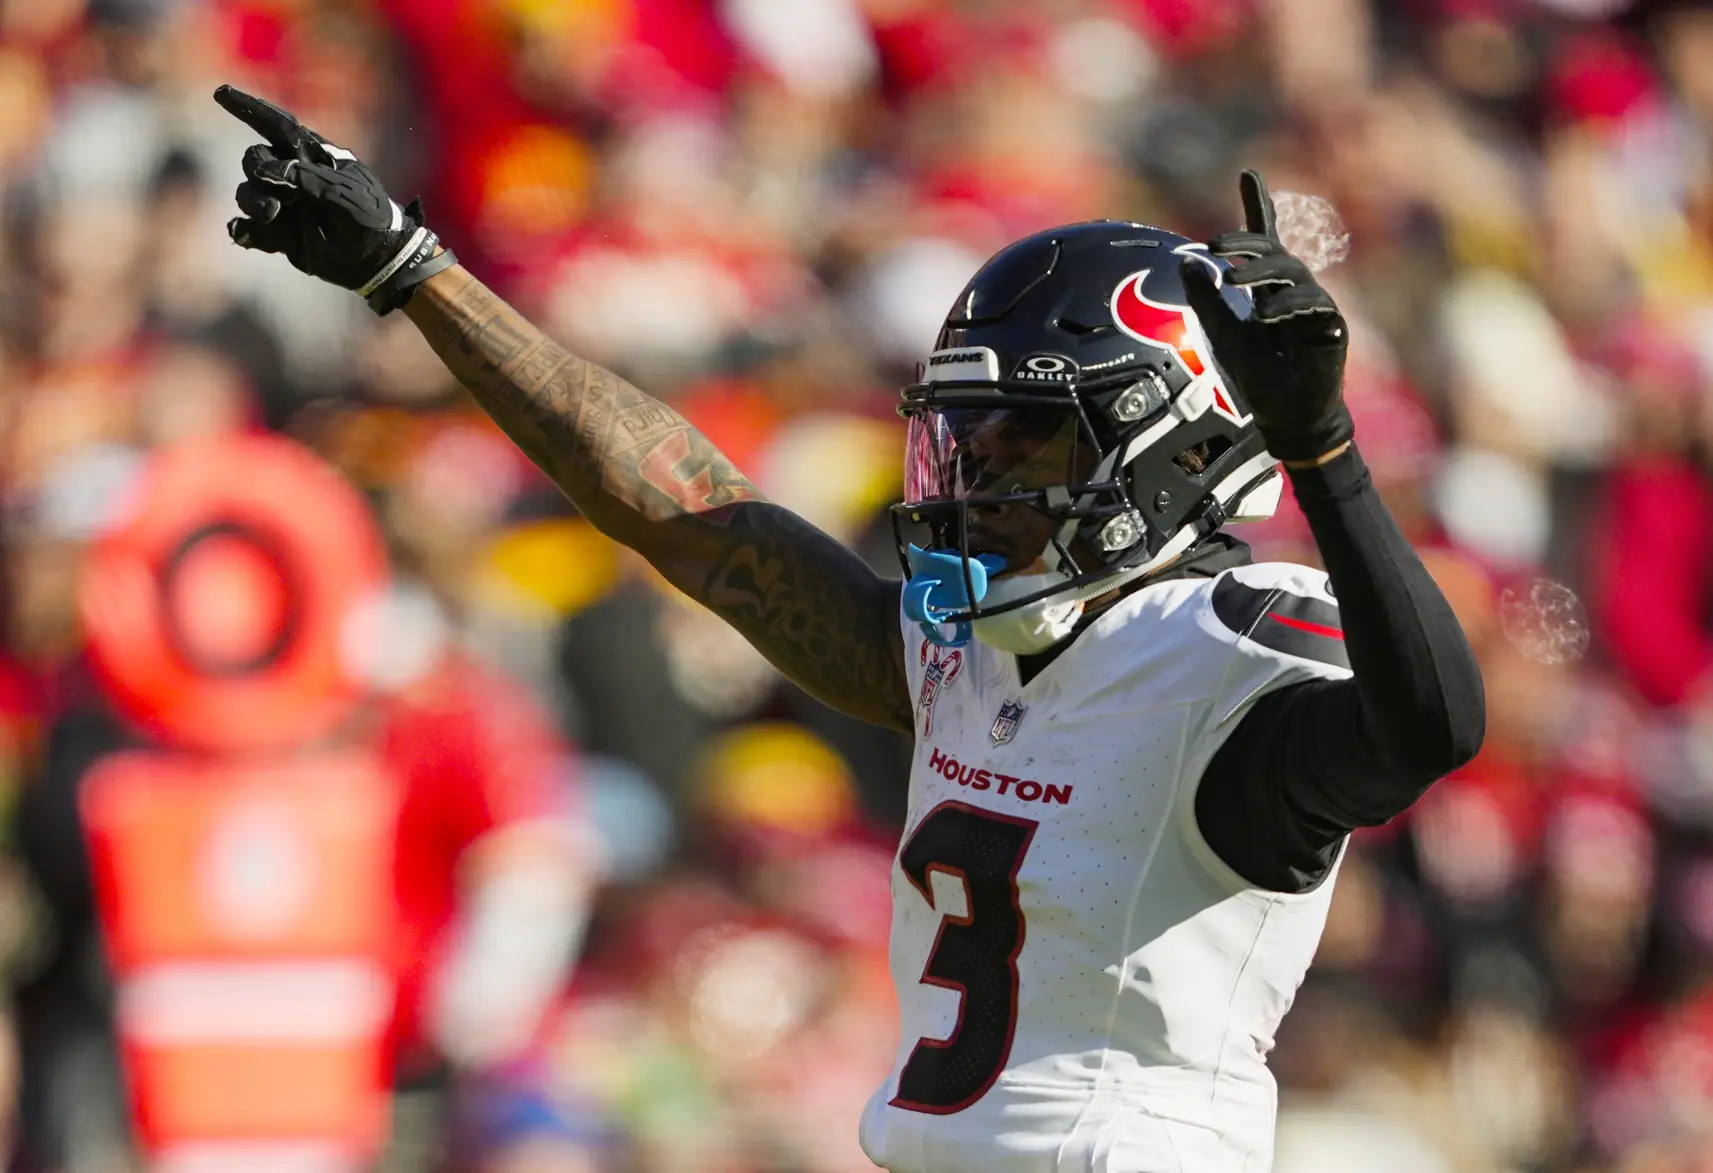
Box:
1210, 567, 1348, 672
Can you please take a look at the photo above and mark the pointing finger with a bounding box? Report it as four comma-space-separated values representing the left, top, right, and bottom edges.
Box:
214, 84, 306, 152
1238, 170, 1278, 240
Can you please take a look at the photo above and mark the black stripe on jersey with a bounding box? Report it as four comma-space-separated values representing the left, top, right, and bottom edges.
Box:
1212, 575, 1350, 671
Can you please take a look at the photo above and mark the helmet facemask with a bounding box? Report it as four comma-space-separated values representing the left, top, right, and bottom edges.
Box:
903, 402, 1101, 574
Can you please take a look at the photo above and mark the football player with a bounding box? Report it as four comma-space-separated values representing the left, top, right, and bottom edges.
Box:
215, 85, 1483, 1173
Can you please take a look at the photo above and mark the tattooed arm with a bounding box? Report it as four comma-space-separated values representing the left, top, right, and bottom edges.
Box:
403, 264, 914, 732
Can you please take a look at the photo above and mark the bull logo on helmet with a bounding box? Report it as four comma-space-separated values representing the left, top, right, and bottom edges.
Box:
1110, 252, 1248, 425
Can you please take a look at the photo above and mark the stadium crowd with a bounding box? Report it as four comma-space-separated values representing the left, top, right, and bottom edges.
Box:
0, 0, 1711, 1170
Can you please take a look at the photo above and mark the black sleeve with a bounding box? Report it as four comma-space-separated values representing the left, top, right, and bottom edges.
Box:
1194, 443, 1486, 892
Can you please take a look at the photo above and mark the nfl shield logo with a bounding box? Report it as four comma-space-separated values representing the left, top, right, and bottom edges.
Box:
990, 700, 1027, 746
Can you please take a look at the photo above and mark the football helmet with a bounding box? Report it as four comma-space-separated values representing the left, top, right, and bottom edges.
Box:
892, 221, 1283, 653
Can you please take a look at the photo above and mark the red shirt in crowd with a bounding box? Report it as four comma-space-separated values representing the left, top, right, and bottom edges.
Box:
1594, 456, 1713, 708
374, 653, 573, 1072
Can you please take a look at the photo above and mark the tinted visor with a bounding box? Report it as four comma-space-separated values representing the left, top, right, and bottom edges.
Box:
903, 405, 1090, 505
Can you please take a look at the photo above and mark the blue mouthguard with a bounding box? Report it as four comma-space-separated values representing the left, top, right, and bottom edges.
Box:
902, 544, 1008, 648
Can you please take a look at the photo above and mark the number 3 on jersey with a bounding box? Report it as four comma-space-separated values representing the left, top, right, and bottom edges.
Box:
891, 801, 1038, 1115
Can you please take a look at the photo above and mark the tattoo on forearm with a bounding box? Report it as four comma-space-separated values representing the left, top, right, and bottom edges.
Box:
639, 431, 755, 517
404, 267, 912, 731
701, 508, 914, 731
408, 270, 760, 521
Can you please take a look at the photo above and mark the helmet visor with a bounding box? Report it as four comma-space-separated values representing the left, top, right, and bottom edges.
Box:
903, 405, 1090, 506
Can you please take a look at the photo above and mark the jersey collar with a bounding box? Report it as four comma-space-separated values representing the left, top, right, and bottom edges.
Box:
1014, 534, 1254, 687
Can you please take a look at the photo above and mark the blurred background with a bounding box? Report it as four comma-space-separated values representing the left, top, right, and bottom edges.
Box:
0, 0, 1709, 1171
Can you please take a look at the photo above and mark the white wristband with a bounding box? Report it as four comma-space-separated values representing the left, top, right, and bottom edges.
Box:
356, 225, 429, 298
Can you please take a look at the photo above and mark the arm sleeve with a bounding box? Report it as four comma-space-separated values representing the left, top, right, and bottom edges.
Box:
1195, 443, 1486, 892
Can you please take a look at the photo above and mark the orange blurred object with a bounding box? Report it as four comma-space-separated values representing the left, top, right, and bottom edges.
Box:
477, 123, 596, 258
167, 532, 296, 669
676, 379, 786, 473
82, 751, 400, 1164
79, 434, 388, 753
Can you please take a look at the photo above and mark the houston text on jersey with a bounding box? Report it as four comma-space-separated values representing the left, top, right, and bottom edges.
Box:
925, 746, 1073, 805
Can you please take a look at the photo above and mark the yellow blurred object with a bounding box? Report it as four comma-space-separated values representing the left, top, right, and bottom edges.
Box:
474, 518, 622, 621
1444, 214, 1536, 283
761, 415, 903, 545
501, 0, 633, 41
693, 723, 857, 838
844, 418, 908, 521
1629, 221, 1713, 309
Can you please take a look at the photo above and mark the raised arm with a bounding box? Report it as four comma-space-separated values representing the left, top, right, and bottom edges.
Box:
404, 267, 911, 730
211, 84, 911, 731
1180, 172, 1485, 891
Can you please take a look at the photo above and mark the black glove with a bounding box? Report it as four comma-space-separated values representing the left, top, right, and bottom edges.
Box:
1180, 170, 1352, 464
214, 84, 458, 315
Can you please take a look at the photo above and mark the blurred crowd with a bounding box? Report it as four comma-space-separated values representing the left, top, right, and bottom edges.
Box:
0, 0, 1710, 1171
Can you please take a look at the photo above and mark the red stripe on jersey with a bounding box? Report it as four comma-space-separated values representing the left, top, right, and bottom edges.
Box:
1268, 612, 1343, 640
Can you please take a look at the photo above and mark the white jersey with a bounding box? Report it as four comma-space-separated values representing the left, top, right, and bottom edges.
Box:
860, 562, 1352, 1173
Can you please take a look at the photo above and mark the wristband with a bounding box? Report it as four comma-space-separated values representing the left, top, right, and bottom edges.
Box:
366, 237, 459, 316
1283, 440, 1371, 505
356, 226, 429, 298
